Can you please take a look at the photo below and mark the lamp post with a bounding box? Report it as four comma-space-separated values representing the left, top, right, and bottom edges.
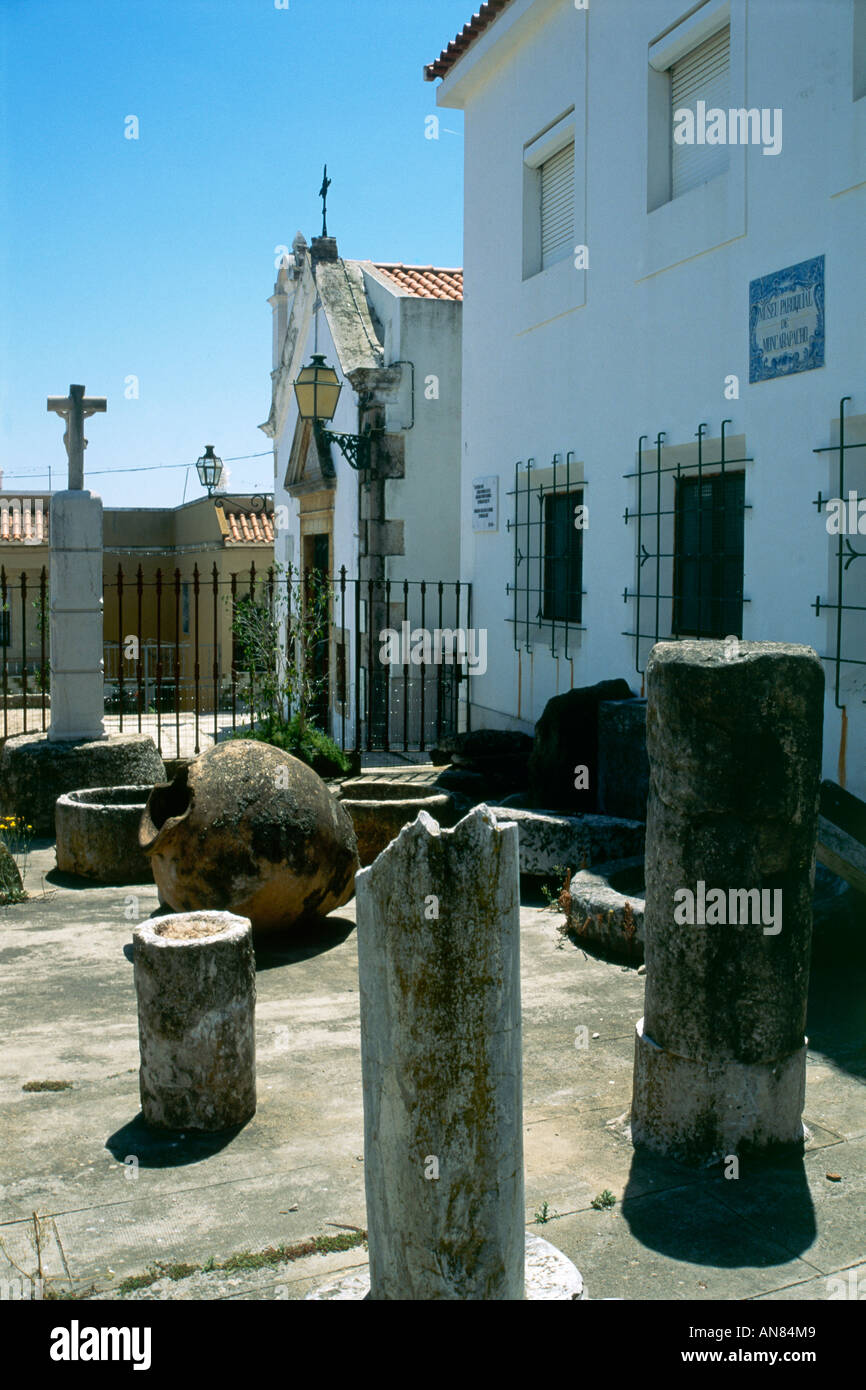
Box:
293, 354, 379, 472
196, 445, 224, 496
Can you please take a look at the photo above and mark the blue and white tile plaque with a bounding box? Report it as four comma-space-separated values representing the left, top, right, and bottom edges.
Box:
749, 255, 825, 383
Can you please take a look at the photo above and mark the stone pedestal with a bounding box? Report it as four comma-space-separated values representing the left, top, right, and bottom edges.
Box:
0, 732, 164, 836
133, 911, 256, 1131
48, 490, 105, 742
630, 641, 824, 1163
598, 698, 649, 821
308, 1233, 586, 1301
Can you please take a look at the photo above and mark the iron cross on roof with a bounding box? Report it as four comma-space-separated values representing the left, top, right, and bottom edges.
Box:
319, 164, 331, 238
46, 384, 107, 490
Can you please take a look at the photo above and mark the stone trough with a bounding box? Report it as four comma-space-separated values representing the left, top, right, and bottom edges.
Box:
482, 804, 645, 879
55, 785, 156, 884
565, 856, 853, 964
337, 778, 458, 867
567, 856, 646, 962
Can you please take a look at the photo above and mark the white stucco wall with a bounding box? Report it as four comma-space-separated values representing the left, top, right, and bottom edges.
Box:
384, 295, 462, 586
437, 0, 866, 796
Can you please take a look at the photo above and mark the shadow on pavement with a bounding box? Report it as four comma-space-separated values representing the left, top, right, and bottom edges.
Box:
621, 1147, 817, 1264
253, 913, 356, 970
106, 1113, 249, 1169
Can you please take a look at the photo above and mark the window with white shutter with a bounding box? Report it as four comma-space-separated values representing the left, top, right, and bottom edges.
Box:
540, 141, 574, 269
670, 25, 730, 199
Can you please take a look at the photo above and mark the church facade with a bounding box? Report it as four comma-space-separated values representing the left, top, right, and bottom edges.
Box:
260, 230, 463, 749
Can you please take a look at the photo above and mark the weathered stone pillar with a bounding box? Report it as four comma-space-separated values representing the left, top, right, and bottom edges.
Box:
357, 806, 524, 1299
631, 641, 824, 1163
48, 490, 105, 742
133, 911, 256, 1131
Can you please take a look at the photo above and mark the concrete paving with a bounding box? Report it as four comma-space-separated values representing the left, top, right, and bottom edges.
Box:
0, 841, 863, 1302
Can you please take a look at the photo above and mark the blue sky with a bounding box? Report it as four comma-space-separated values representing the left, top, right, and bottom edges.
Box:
0, 0, 469, 506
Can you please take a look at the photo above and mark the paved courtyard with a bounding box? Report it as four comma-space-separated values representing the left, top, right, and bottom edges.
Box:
0, 841, 863, 1302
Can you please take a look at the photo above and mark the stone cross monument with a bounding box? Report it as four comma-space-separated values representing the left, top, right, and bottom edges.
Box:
45, 384, 108, 742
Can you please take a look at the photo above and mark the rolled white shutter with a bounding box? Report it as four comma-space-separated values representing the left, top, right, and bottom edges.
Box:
540, 141, 574, 269
671, 26, 730, 199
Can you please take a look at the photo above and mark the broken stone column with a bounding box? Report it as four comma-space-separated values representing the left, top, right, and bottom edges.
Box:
315, 805, 584, 1303
133, 911, 256, 1131
631, 641, 824, 1163
356, 807, 523, 1298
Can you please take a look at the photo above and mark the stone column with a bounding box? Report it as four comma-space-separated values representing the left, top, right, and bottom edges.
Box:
48, 490, 105, 741
133, 911, 256, 1131
631, 641, 824, 1163
356, 806, 524, 1299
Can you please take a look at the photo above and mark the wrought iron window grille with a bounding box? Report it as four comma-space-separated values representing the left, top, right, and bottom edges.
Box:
506, 451, 587, 658
622, 421, 752, 681
812, 395, 866, 709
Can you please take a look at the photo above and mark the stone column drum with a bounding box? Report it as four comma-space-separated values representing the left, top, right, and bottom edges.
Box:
356, 806, 524, 1300
631, 641, 825, 1163
49, 490, 106, 742
133, 912, 256, 1131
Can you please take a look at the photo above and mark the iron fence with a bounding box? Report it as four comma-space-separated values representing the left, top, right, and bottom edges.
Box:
0, 563, 470, 760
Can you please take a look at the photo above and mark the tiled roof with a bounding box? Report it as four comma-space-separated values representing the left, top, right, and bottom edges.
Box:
424, 1, 514, 81
0, 497, 49, 544
219, 507, 275, 545
371, 263, 463, 301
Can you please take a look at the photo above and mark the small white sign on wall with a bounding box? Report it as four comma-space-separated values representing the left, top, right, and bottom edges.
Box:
472, 475, 499, 532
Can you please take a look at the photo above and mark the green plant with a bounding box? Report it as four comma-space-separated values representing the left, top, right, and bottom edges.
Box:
0, 814, 33, 903
228, 564, 331, 735
230, 712, 350, 777
31, 590, 50, 692
534, 1200, 560, 1224
590, 1189, 616, 1210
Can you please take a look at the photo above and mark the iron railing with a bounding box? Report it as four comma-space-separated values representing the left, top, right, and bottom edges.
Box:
0, 563, 469, 760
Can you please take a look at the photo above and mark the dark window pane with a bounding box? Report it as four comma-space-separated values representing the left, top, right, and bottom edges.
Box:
673, 472, 744, 638
542, 490, 583, 624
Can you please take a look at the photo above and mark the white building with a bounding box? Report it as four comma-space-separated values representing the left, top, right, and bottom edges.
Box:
427, 0, 866, 797
260, 231, 464, 749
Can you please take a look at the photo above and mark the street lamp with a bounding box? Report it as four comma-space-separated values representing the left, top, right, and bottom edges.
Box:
293, 354, 379, 472
196, 444, 224, 495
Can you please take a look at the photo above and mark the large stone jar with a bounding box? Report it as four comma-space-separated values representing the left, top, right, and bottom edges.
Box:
139, 741, 359, 932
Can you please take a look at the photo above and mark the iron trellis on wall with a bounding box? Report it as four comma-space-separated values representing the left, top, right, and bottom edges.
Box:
622, 420, 753, 682
812, 394, 866, 709
506, 451, 587, 658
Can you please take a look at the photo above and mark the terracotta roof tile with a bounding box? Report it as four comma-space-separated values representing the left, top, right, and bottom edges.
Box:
371, 263, 463, 301
0, 497, 49, 544
424, 1, 514, 82
221, 508, 275, 545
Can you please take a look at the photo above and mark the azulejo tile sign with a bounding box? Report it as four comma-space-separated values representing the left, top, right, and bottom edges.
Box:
749, 254, 825, 383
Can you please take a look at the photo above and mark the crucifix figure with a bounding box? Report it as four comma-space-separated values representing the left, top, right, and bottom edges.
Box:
46, 384, 107, 490
319, 164, 331, 238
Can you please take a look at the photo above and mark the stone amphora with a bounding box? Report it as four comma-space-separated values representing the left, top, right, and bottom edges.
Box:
139, 741, 359, 932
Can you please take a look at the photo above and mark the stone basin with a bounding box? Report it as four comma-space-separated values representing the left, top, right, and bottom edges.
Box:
337, 779, 458, 866
567, 857, 855, 964
568, 855, 646, 962
55, 785, 155, 884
